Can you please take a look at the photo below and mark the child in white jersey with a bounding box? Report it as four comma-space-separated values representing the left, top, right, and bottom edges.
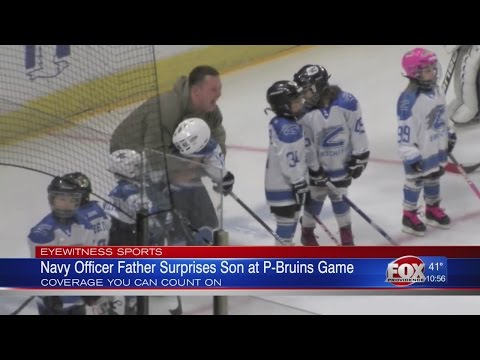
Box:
397, 47, 457, 236
294, 65, 370, 246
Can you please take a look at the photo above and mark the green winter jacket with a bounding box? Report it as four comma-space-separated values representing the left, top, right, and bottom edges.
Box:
110, 76, 226, 157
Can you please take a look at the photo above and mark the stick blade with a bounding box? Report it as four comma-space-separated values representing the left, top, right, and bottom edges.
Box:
169, 307, 182, 315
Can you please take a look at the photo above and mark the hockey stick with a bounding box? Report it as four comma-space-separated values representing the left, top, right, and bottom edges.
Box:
169, 296, 183, 315
442, 47, 461, 94
170, 209, 215, 246
162, 217, 184, 316
463, 162, 480, 174
325, 182, 398, 246
10, 296, 35, 315
448, 153, 480, 200
228, 191, 287, 245
312, 215, 340, 245
445, 161, 480, 174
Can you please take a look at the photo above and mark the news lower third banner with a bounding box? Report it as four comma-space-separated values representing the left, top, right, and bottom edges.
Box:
1, 246, 480, 295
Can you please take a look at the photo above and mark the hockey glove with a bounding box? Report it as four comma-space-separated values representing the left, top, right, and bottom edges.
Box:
308, 167, 328, 187
214, 171, 235, 195
348, 152, 369, 179
293, 180, 310, 206
448, 129, 457, 154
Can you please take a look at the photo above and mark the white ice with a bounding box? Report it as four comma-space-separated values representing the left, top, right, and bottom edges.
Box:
2, 45, 480, 314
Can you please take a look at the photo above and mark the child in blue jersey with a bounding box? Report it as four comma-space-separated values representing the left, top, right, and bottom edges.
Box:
264, 80, 308, 246
294, 65, 370, 246
27, 175, 123, 315
62, 172, 111, 246
60, 172, 130, 314
104, 149, 168, 247
105, 154, 162, 316
397, 48, 456, 236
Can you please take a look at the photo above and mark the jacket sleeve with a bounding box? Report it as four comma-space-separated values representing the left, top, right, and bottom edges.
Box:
110, 100, 150, 154
209, 107, 227, 156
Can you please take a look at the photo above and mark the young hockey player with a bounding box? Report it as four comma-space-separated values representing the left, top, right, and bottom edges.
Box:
62, 172, 111, 246
264, 80, 308, 246
293, 65, 369, 246
170, 117, 235, 245
28, 175, 123, 315
397, 47, 456, 236
104, 149, 169, 246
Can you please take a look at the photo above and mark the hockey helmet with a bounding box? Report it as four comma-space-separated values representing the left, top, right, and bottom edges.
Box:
172, 117, 211, 155
266, 80, 304, 118
63, 172, 92, 206
47, 175, 82, 219
108, 149, 142, 179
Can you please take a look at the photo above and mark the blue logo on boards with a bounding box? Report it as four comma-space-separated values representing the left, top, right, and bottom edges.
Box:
25, 45, 71, 80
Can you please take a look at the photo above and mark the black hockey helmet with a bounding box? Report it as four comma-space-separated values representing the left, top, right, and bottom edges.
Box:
293, 65, 331, 103
63, 172, 92, 206
266, 80, 303, 118
48, 175, 82, 219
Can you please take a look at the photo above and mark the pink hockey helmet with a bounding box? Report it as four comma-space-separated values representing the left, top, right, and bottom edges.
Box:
401, 47, 438, 78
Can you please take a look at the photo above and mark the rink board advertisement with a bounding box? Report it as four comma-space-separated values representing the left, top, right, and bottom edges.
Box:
0, 246, 479, 295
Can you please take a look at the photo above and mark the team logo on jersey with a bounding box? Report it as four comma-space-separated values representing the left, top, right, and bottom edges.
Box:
386, 255, 426, 287
281, 124, 300, 137
25, 45, 70, 81
426, 105, 446, 131
320, 126, 345, 148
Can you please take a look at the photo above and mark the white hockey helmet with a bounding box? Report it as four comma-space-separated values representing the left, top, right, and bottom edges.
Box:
108, 149, 142, 179
172, 117, 211, 155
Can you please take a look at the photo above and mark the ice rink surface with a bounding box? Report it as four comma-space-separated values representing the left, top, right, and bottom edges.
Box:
2, 45, 480, 314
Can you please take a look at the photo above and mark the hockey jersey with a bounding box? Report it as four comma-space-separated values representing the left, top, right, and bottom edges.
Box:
397, 86, 449, 178
77, 201, 111, 246
28, 212, 95, 255
265, 116, 307, 207
299, 91, 369, 181
173, 138, 228, 189
104, 179, 154, 225
104, 178, 167, 242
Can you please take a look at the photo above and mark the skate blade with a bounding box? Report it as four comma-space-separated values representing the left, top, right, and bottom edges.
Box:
300, 239, 320, 246
426, 219, 450, 229
275, 241, 294, 246
401, 226, 425, 237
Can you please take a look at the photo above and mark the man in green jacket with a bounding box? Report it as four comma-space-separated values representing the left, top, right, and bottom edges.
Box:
110, 65, 226, 156
109, 65, 229, 245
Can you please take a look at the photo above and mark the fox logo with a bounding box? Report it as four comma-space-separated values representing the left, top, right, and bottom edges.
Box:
386, 255, 426, 287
